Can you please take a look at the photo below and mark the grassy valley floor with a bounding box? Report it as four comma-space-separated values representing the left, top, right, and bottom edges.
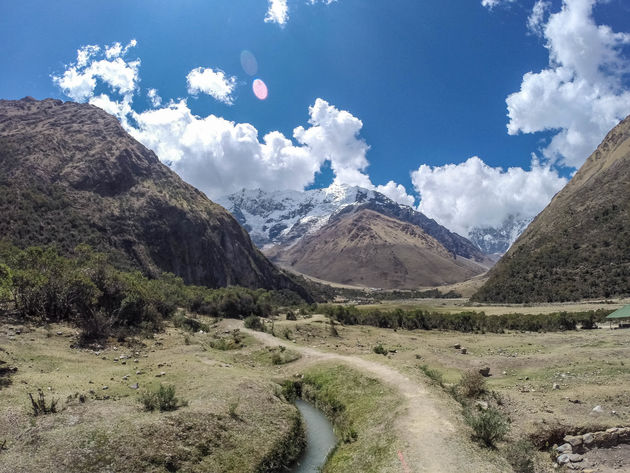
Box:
2, 303, 630, 473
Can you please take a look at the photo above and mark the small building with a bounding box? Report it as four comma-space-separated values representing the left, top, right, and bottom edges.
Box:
605, 305, 630, 328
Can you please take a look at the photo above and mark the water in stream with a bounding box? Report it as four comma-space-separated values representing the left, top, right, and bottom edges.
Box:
291, 399, 337, 473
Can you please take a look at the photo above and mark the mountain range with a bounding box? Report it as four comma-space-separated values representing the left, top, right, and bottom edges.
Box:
218, 185, 495, 288
0, 97, 302, 293
474, 114, 630, 302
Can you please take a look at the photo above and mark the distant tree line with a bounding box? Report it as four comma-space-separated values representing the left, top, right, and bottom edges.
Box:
291, 274, 461, 303
322, 305, 612, 333
0, 242, 306, 345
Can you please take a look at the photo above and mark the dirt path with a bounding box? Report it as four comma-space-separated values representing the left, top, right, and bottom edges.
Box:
229, 321, 507, 473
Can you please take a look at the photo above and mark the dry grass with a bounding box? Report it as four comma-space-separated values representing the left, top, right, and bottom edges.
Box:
277, 312, 630, 447
0, 320, 302, 473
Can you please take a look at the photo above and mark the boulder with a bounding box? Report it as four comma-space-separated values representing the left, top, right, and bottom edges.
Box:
564, 435, 583, 448
479, 367, 491, 377
557, 454, 571, 465
556, 443, 572, 454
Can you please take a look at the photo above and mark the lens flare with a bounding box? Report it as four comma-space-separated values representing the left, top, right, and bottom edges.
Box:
253, 79, 268, 100
240, 50, 258, 76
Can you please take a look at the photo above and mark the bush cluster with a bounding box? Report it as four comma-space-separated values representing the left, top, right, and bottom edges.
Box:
464, 407, 510, 448
323, 305, 611, 333
140, 384, 186, 412
0, 242, 306, 344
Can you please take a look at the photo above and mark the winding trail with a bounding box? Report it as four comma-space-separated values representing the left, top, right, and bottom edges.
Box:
228, 320, 507, 473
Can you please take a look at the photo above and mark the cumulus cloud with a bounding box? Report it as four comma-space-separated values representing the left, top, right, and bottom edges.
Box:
52, 43, 415, 203
411, 156, 567, 237
265, 0, 289, 25
128, 100, 323, 197
51, 39, 140, 120
294, 99, 370, 187
127, 97, 416, 204
186, 67, 237, 105
507, 0, 630, 168
376, 181, 416, 207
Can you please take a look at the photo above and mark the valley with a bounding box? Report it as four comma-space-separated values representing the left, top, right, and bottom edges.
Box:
2, 303, 629, 473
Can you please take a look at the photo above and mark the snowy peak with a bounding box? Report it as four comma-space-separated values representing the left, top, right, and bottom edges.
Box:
468, 215, 532, 255
216, 184, 401, 248
217, 184, 491, 266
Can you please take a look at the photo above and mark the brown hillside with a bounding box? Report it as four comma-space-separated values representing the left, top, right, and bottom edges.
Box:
474, 115, 630, 302
0, 97, 303, 292
267, 209, 488, 289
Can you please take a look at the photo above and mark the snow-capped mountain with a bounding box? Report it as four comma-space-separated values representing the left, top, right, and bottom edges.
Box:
468, 215, 532, 255
216, 184, 385, 248
217, 183, 491, 264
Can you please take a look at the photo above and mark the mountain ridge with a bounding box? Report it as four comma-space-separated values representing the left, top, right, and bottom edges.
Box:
473, 114, 630, 302
267, 208, 488, 289
217, 184, 492, 263
0, 97, 304, 293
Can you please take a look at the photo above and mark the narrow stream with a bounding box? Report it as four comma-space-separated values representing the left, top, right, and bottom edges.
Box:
291, 399, 337, 473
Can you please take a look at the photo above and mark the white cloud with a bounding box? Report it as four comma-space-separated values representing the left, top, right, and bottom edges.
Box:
51, 40, 140, 105
53, 45, 415, 206
376, 181, 416, 207
293, 99, 370, 187
127, 100, 323, 197
411, 156, 567, 237
527, 0, 550, 36
507, 0, 630, 168
481, 0, 514, 9
147, 88, 162, 108
186, 67, 237, 105
265, 0, 289, 25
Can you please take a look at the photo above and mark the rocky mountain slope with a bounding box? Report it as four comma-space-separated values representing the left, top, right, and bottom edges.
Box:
267, 208, 488, 288
473, 115, 630, 302
0, 97, 302, 292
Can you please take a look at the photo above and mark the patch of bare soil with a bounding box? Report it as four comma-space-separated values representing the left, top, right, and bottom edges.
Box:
580, 444, 630, 472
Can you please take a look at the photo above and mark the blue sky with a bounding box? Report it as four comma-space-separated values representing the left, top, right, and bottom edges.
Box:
1, 0, 629, 236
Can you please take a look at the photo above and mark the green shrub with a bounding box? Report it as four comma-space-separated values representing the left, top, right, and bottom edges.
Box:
373, 344, 387, 356
419, 364, 444, 387
0, 263, 12, 304
464, 407, 510, 447
208, 331, 243, 351
459, 370, 486, 398
504, 439, 536, 473
244, 315, 264, 331
77, 309, 112, 346
140, 384, 186, 412
172, 312, 209, 332
279, 380, 302, 402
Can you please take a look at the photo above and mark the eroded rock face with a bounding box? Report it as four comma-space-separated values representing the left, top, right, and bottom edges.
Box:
0, 97, 304, 293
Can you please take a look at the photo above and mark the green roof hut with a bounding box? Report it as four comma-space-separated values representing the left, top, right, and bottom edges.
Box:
605, 305, 630, 327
